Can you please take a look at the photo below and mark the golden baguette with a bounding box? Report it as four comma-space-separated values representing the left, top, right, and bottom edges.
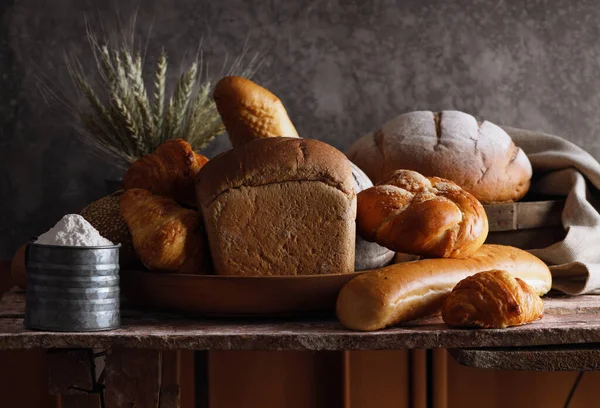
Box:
336, 244, 552, 331
213, 76, 299, 147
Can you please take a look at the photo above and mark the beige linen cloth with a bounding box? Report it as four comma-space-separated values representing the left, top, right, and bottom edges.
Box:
503, 126, 600, 295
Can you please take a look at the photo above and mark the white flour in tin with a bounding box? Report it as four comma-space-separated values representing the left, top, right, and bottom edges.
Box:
36, 214, 114, 246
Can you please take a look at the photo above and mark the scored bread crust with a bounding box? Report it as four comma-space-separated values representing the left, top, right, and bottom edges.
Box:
196, 137, 355, 208
346, 110, 533, 203
336, 244, 552, 331
196, 137, 357, 276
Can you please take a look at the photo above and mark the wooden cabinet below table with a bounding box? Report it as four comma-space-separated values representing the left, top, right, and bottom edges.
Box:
208, 350, 600, 408
0, 349, 599, 407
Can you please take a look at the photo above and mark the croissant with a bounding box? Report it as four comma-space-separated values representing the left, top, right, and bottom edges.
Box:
122, 139, 209, 207
442, 269, 544, 329
356, 169, 488, 258
120, 188, 210, 274
213, 76, 299, 147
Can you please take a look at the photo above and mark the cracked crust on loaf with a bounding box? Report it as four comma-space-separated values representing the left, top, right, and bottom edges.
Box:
346, 110, 532, 203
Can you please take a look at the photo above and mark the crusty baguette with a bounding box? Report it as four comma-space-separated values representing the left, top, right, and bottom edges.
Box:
336, 244, 551, 331
213, 76, 299, 147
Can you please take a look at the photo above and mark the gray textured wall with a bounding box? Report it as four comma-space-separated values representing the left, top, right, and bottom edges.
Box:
2, 0, 600, 258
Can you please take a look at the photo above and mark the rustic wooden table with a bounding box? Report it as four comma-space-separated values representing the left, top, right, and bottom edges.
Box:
2, 288, 600, 407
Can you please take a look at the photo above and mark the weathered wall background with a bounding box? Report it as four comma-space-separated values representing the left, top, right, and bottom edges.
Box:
2, 0, 600, 257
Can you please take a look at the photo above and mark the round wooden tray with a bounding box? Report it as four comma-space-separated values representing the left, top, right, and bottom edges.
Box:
121, 198, 566, 316
120, 270, 365, 317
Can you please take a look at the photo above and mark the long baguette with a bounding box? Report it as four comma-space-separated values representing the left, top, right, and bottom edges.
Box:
336, 244, 552, 331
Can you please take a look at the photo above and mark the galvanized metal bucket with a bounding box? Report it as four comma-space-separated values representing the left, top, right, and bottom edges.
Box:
24, 241, 121, 332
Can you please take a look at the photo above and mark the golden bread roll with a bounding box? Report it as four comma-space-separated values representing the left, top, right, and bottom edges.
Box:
120, 189, 211, 274
442, 269, 544, 329
347, 110, 532, 203
336, 245, 551, 331
357, 170, 488, 258
196, 137, 356, 276
213, 76, 299, 147
122, 139, 209, 207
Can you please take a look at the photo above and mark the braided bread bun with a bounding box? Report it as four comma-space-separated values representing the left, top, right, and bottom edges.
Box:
357, 169, 488, 258
442, 269, 544, 329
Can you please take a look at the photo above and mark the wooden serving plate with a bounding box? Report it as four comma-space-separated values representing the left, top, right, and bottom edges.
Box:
121, 197, 566, 317
120, 270, 365, 317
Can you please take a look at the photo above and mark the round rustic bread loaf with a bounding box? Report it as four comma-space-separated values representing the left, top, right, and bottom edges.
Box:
347, 110, 532, 203
350, 162, 395, 271
80, 191, 138, 267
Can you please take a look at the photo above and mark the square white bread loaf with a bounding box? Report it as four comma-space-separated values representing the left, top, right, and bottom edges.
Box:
196, 138, 357, 276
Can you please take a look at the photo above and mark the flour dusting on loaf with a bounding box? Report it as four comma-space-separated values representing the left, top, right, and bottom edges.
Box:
347, 110, 532, 203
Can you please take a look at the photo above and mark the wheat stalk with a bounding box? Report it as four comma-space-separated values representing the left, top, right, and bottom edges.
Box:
135, 92, 153, 146
163, 96, 175, 143
152, 51, 167, 144
128, 52, 154, 147
171, 62, 197, 140
111, 94, 145, 155
54, 16, 262, 166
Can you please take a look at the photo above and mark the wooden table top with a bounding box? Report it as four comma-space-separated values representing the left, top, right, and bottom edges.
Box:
1, 289, 600, 351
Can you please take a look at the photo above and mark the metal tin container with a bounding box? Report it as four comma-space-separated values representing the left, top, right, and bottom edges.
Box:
24, 241, 121, 332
